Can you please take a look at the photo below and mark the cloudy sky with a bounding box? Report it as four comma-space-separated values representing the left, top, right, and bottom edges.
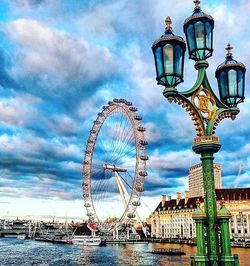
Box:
0, 0, 249, 221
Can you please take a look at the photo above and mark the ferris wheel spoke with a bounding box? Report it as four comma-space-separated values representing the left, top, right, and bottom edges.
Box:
111, 112, 132, 154
116, 119, 134, 153
112, 135, 135, 166
109, 119, 130, 163
114, 134, 134, 161
115, 128, 135, 157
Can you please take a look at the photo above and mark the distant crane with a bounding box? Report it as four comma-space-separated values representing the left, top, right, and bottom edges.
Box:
233, 164, 244, 188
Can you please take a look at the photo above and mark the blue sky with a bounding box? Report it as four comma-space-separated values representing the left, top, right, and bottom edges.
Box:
0, 0, 249, 220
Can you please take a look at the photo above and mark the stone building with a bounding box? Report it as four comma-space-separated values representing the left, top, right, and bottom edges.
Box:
189, 163, 222, 197
149, 188, 250, 241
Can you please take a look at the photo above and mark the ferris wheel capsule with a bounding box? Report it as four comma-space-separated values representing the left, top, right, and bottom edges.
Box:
125, 101, 132, 106
134, 115, 142, 120
139, 140, 148, 146
129, 107, 138, 112
135, 186, 144, 192
127, 213, 136, 219
140, 155, 149, 161
139, 171, 148, 177
132, 201, 141, 206
137, 126, 146, 132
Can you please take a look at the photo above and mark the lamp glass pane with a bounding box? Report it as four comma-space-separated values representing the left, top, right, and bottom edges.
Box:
175, 45, 182, 76
195, 21, 205, 59
205, 22, 212, 49
219, 71, 227, 99
238, 70, 244, 98
195, 21, 205, 49
167, 75, 175, 86
227, 98, 235, 105
187, 24, 195, 51
228, 69, 237, 96
163, 44, 174, 74
155, 46, 163, 77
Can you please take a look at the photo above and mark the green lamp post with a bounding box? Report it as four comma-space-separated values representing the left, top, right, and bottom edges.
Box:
152, 1, 246, 265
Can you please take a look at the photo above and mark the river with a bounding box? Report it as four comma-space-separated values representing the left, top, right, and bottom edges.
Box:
0, 238, 249, 265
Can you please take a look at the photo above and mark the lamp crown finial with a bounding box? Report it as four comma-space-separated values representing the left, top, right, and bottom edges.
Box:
226, 43, 233, 58
165, 16, 172, 32
193, 0, 201, 11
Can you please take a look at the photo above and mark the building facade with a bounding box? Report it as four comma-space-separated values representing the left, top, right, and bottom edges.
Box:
189, 163, 222, 197
150, 192, 199, 239
149, 188, 250, 241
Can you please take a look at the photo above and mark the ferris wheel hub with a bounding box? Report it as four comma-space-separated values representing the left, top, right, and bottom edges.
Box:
103, 163, 127, 172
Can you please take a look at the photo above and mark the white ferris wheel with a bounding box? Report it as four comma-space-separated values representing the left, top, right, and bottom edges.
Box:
82, 99, 148, 232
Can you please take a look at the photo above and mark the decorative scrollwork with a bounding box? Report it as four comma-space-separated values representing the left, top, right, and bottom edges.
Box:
210, 111, 233, 134
166, 94, 205, 137
191, 86, 216, 121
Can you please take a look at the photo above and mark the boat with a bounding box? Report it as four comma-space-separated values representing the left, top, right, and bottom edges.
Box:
17, 234, 28, 240
35, 234, 73, 244
152, 248, 186, 255
35, 236, 72, 244
72, 235, 106, 246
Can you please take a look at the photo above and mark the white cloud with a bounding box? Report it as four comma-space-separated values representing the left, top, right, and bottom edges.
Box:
77, 88, 113, 120
6, 18, 116, 90
0, 133, 81, 161
49, 114, 80, 135
0, 93, 41, 127
144, 122, 162, 143
148, 149, 198, 171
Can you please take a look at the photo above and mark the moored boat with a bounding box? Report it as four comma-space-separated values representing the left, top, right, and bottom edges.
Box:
152, 248, 186, 255
17, 234, 28, 240
35, 233, 73, 244
35, 237, 70, 244
72, 235, 106, 246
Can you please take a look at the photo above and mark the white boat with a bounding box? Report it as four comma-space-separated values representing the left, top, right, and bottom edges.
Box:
72, 235, 106, 246
17, 234, 27, 240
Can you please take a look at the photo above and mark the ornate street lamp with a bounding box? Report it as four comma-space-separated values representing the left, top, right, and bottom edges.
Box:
152, 1, 246, 265
183, 0, 214, 61
216, 44, 246, 107
152, 16, 186, 88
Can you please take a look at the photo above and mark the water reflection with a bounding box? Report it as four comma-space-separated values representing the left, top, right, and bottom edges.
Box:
0, 238, 250, 266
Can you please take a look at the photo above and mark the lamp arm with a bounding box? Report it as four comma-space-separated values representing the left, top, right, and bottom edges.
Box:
202, 72, 229, 109
181, 66, 205, 97
168, 93, 206, 136
206, 107, 240, 135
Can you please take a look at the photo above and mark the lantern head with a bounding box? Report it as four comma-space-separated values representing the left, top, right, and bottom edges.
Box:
152, 16, 186, 88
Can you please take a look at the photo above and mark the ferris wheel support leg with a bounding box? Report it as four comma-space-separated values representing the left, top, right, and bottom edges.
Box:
116, 228, 119, 240
135, 210, 147, 238
127, 227, 130, 240
114, 172, 130, 209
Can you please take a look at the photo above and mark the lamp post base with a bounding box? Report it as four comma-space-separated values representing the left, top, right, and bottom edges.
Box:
220, 255, 238, 266
191, 255, 209, 266
208, 255, 219, 266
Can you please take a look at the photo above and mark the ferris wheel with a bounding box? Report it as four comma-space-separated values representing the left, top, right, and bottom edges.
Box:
82, 99, 148, 231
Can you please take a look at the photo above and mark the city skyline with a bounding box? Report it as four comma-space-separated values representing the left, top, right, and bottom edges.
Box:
0, 0, 249, 219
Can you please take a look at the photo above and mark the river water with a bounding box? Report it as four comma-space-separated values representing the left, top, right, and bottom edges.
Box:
0, 238, 249, 266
